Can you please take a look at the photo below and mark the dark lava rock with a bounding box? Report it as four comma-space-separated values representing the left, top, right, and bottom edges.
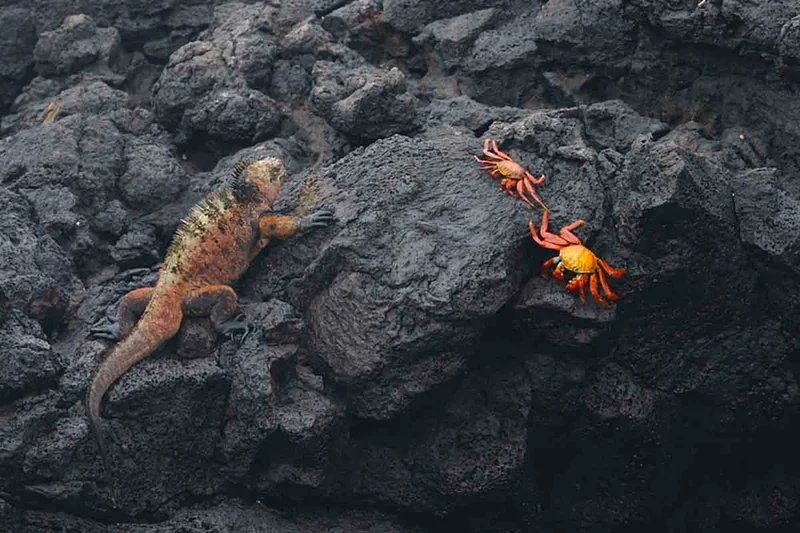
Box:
0, 7, 37, 113
322, 0, 384, 41
0, 74, 182, 276
29, 0, 213, 64
253, 133, 533, 422
309, 62, 419, 141
8, 502, 429, 533
152, 40, 280, 147
109, 224, 160, 269
340, 357, 533, 514
779, 15, 800, 64
4, 75, 163, 141
0, 310, 62, 403
1, 1, 800, 532
149, 2, 329, 150
382, 0, 498, 34
534, 0, 634, 64
413, 8, 500, 72
33, 14, 121, 79
200, 2, 280, 92
118, 140, 187, 211
0, 188, 77, 325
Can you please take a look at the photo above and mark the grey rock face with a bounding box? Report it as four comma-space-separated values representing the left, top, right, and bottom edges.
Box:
0, 188, 77, 323
9, 502, 428, 532
152, 40, 281, 146
382, 0, 498, 34
33, 14, 121, 78
310, 62, 419, 141
0, 7, 36, 112
779, 15, 800, 63
2, 0, 800, 532
290, 134, 528, 420
0, 310, 61, 403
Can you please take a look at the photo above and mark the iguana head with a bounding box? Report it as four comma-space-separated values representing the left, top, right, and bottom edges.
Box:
231, 156, 286, 204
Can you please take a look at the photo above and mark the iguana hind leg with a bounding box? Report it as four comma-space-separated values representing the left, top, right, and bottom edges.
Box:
90, 287, 153, 341
182, 284, 246, 337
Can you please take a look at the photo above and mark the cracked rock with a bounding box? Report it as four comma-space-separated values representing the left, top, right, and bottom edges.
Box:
33, 14, 121, 78
152, 40, 280, 147
310, 62, 419, 141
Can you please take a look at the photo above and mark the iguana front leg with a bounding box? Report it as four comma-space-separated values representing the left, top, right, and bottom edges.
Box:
257, 208, 335, 243
185, 210, 334, 338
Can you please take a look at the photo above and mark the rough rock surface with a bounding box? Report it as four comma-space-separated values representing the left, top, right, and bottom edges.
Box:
0, 7, 37, 113
33, 14, 122, 79
2, 1, 800, 532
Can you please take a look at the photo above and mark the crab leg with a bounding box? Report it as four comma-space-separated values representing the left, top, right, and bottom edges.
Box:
480, 141, 504, 161
475, 139, 510, 161
598, 258, 626, 278
519, 176, 549, 210
517, 190, 539, 209
565, 274, 587, 303
559, 219, 586, 245
505, 182, 522, 198
539, 210, 552, 233
590, 274, 612, 308
540, 256, 558, 277
537, 211, 570, 246
524, 170, 545, 186
486, 139, 513, 160
474, 156, 501, 166
576, 274, 588, 303
529, 219, 563, 250
552, 262, 566, 281
565, 278, 578, 293
596, 268, 620, 302
475, 159, 506, 178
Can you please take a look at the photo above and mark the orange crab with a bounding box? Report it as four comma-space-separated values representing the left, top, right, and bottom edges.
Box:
528, 211, 626, 308
474, 138, 549, 210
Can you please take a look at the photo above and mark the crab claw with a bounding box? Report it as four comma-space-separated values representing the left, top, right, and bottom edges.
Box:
541, 256, 558, 278
552, 262, 566, 282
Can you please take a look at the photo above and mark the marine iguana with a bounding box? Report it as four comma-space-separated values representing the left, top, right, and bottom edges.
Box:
86, 156, 333, 498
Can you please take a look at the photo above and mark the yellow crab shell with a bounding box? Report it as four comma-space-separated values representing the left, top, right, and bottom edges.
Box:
558, 244, 599, 274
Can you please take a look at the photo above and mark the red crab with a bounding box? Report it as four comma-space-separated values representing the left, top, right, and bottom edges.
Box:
474, 138, 549, 210
528, 211, 626, 308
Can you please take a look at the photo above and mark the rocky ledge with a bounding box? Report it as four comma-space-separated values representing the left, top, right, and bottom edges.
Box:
2, 1, 800, 532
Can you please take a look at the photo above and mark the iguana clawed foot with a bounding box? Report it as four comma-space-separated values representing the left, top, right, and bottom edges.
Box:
299, 208, 335, 231
89, 320, 121, 342
216, 313, 260, 343
92, 314, 256, 345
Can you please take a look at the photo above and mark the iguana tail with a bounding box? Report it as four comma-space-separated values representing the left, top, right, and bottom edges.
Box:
86, 320, 174, 421
85, 310, 180, 503
86, 401, 118, 506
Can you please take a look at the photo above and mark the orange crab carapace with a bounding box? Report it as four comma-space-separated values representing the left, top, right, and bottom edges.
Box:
528, 211, 626, 308
474, 138, 549, 210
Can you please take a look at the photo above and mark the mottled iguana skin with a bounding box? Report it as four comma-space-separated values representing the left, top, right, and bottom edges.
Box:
86, 156, 332, 490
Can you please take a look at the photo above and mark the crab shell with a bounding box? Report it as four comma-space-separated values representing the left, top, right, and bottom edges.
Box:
491, 159, 527, 180
556, 244, 599, 274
